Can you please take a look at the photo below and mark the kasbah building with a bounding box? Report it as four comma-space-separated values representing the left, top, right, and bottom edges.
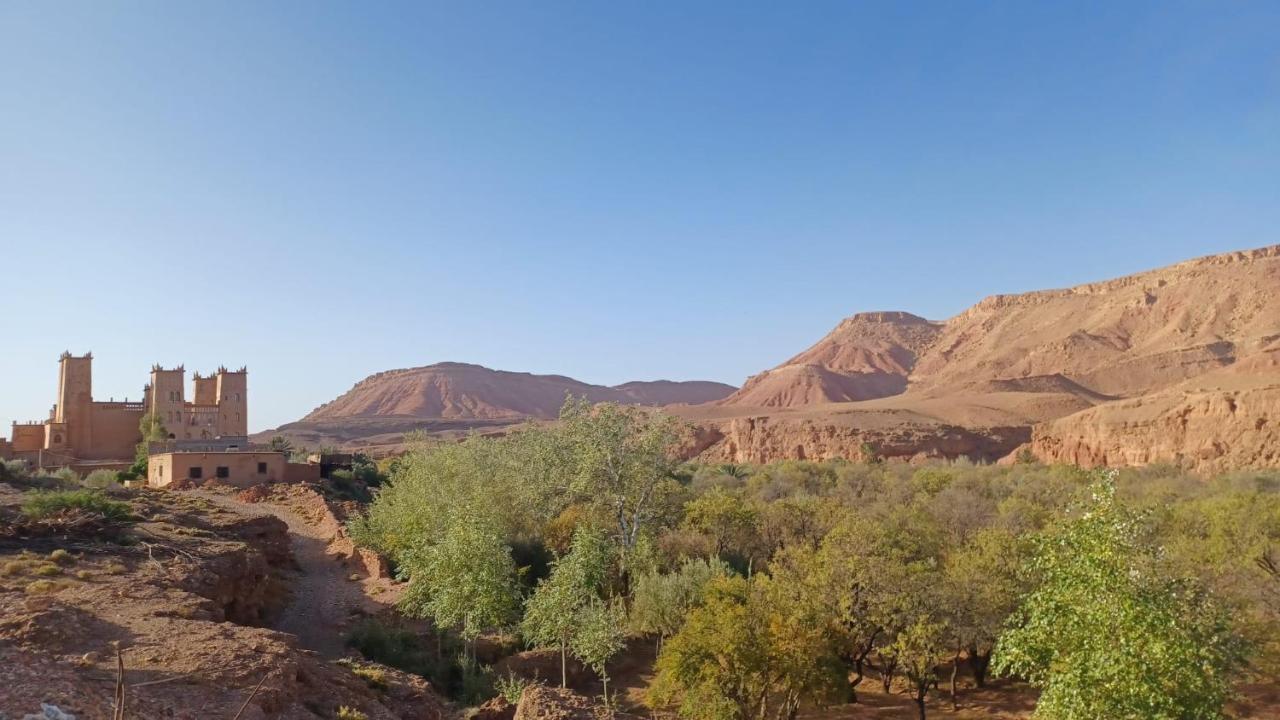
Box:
0, 352, 319, 487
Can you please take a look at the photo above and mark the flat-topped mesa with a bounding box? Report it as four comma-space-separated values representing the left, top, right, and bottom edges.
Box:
301, 362, 736, 422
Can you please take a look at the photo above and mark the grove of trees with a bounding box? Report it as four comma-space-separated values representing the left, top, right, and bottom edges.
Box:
349, 399, 1280, 718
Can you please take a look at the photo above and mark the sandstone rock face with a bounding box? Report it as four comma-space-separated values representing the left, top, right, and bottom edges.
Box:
697, 416, 1029, 465
686, 244, 1280, 470
1028, 348, 1280, 473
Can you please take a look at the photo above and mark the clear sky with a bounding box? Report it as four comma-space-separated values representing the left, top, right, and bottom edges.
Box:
1, 2, 1277, 433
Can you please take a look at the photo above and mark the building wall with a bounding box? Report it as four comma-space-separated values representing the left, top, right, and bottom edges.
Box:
148, 451, 287, 489
193, 375, 217, 406
86, 404, 145, 460
11, 423, 45, 453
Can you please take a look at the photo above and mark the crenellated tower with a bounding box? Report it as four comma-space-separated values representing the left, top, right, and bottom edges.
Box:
52, 351, 93, 452
215, 366, 248, 437
147, 365, 186, 438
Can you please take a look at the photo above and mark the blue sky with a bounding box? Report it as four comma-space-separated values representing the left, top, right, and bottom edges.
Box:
1, 2, 1277, 432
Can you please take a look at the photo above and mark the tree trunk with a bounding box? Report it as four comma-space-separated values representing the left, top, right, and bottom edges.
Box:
915, 689, 927, 720
967, 647, 991, 688
880, 658, 897, 694
950, 646, 961, 710
560, 641, 567, 688
602, 675, 609, 708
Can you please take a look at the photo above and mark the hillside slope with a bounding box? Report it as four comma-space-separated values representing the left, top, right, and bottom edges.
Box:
689, 244, 1280, 470
262, 363, 735, 452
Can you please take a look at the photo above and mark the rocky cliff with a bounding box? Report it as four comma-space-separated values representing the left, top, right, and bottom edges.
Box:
686, 244, 1280, 471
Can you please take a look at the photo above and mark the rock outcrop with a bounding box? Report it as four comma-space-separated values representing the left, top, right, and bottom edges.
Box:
687, 244, 1280, 471
1027, 347, 1280, 473
696, 416, 1029, 465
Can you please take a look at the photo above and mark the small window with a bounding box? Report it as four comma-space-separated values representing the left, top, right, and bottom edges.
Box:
189, 467, 203, 479
52, 434, 62, 444
257, 462, 268, 474
216, 466, 229, 479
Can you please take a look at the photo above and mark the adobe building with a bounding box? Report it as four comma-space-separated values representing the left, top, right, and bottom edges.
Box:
2, 352, 248, 466
147, 450, 320, 489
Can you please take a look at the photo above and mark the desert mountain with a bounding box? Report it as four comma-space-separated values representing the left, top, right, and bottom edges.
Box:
683, 244, 1280, 471
260, 363, 735, 451
720, 311, 941, 407
305, 362, 735, 420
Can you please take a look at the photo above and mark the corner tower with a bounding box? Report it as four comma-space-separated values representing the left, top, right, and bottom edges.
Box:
53, 352, 93, 452
215, 366, 248, 437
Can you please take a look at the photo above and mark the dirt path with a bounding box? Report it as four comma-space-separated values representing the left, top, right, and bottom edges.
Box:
194, 490, 372, 657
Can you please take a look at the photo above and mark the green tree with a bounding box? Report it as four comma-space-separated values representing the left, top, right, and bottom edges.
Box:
892, 617, 950, 720
993, 472, 1245, 720
557, 398, 688, 566
682, 487, 758, 559
570, 598, 628, 707
521, 525, 614, 687
650, 574, 844, 720
400, 512, 520, 657
943, 526, 1028, 690
630, 557, 731, 652
123, 413, 168, 480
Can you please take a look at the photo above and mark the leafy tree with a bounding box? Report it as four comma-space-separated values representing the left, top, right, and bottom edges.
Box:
892, 617, 950, 720
557, 398, 688, 565
650, 574, 844, 720
943, 526, 1028, 689
570, 598, 628, 706
122, 413, 168, 480
630, 557, 731, 652
522, 525, 614, 686
400, 513, 520, 656
682, 487, 758, 559
993, 473, 1245, 720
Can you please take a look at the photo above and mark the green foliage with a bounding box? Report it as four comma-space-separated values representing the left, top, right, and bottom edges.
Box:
557, 397, 689, 557
570, 598, 628, 705
346, 619, 436, 678
399, 512, 520, 643
681, 487, 758, 560
651, 574, 845, 720
267, 435, 294, 454
82, 469, 121, 489
21, 490, 132, 522
629, 557, 731, 646
522, 525, 614, 686
495, 670, 536, 704
993, 472, 1246, 720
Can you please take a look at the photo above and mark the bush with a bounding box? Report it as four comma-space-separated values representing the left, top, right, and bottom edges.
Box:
21, 490, 132, 521
82, 469, 122, 489
336, 707, 368, 720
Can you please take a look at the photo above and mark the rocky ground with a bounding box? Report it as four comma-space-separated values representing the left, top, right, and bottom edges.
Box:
0, 480, 444, 720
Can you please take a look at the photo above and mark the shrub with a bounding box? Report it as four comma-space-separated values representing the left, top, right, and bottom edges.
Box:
495, 670, 535, 704
82, 469, 121, 489
49, 549, 74, 565
1, 559, 31, 577
336, 707, 368, 720
104, 562, 127, 575
24, 579, 64, 594
33, 563, 61, 577
21, 490, 132, 521
349, 664, 388, 690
